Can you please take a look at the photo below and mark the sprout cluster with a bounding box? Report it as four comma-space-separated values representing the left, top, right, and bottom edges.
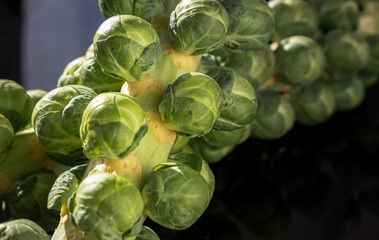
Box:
1, 0, 379, 239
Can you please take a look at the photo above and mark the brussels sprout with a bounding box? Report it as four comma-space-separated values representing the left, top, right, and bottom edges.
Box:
319, 0, 359, 32
159, 72, 223, 137
189, 138, 235, 163
224, 46, 276, 90
93, 15, 162, 82
168, 152, 215, 196
135, 226, 160, 240
142, 160, 212, 230
207, 67, 258, 131
169, 0, 229, 55
330, 77, 365, 111
98, 0, 165, 22
3, 171, 59, 232
47, 164, 87, 211
57, 56, 84, 87
251, 91, 296, 140
222, 0, 275, 51
68, 171, 143, 240
0, 219, 50, 240
201, 126, 250, 148
27, 89, 47, 107
269, 0, 319, 41
275, 36, 325, 86
81, 92, 147, 160
323, 29, 370, 78
32, 85, 97, 165
78, 45, 125, 93
0, 114, 14, 161
366, 35, 379, 74
0, 80, 34, 132
290, 81, 336, 126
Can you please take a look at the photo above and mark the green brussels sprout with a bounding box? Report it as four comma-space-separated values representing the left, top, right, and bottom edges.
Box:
0, 114, 14, 161
93, 15, 162, 82
159, 72, 223, 137
290, 81, 336, 126
78, 45, 125, 93
26, 89, 47, 107
189, 137, 235, 163
31, 85, 97, 165
275, 36, 325, 86
98, 0, 165, 22
47, 164, 87, 211
168, 152, 215, 196
323, 29, 370, 78
0, 219, 50, 240
222, 0, 275, 51
68, 171, 143, 240
251, 91, 296, 140
366, 35, 379, 74
201, 126, 251, 148
169, 0, 229, 55
0, 79, 34, 132
207, 67, 258, 130
57, 56, 84, 87
80, 92, 147, 160
3, 171, 59, 232
319, 0, 359, 32
142, 160, 213, 230
224, 46, 276, 90
330, 77, 365, 111
269, 0, 319, 41
135, 226, 160, 240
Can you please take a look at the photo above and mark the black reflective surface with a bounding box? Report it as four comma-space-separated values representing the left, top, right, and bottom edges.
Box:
146, 82, 379, 240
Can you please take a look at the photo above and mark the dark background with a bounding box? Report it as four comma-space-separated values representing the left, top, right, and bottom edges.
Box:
1, 0, 379, 239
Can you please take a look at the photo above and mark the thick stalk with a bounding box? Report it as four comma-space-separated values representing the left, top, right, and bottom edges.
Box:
0, 128, 62, 198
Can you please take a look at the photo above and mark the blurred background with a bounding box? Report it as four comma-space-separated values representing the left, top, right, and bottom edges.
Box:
1, 0, 379, 240
1, 0, 103, 91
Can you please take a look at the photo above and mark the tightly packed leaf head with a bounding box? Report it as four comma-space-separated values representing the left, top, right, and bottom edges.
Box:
0, 79, 34, 132
68, 171, 143, 240
224, 46, 276, 90
159, 72, 223, 137
290, 81, 336, 126
98, 0, 165, 22
94, 15, 162, 82
80, 92, 147, 160
142, 161, 212, 230
207, 67, 258, 131
275, 36, 325, 86
31, 85, 97, 165
251, 91, 295, 140
223, 0, 275, 51
323, 29, 370, 78
0, 219, 50, 240
269, 0, 319, 40
169, 0, 229, 55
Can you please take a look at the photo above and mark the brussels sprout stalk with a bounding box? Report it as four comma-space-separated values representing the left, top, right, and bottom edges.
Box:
0, 128, 60, 198
84, 78, 176, 189
153, 44, 201, 88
